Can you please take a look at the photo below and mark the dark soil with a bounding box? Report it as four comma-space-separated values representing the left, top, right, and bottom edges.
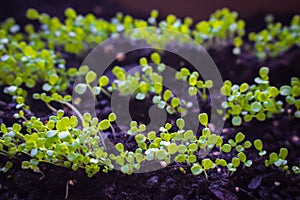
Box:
1, 3, 300, 200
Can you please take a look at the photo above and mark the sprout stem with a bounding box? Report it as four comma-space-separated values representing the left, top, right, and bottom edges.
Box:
204, 170, 208, 180
0, 151, 11, 158
46, 103, 58, 113
101, 88, 111, 98
98, 131, 107, 150
87, 84, 96, 101
58, 100, 84, 122
110, 125, 116, 141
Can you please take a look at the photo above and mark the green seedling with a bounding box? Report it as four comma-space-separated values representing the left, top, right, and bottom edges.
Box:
249, 14, 300, 59
254, 139, 266, 156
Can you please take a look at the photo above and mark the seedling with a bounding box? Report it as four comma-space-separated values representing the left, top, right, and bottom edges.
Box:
254, 139, 266, 156
249, 14, 300, 59
221, 67, 283, 126
279, 77, 300, 118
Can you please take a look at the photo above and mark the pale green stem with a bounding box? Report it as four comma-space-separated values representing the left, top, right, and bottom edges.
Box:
101, 88, 111, 98
87, 84, 96, 101
46, 103, 58, 113
58, 101, 84, 123
110, 125, 116, 140
98, 131, 107, 150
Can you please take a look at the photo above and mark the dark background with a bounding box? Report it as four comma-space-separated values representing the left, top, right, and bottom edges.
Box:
0, 0, 300, 32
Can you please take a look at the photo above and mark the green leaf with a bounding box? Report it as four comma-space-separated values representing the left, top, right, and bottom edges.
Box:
99, 75, 109, 87
154, 83, 162, 94
121, 165, 131, 174
202, 128, 210, 137
259, 67, 269, 78
83, 113, 92, 122
58, 131, 69, 139
180, 68, 190, 76
65, 8, 77, 18
75, 83, 87, 94
232, 116, 242, 126
163, 90, 172, 101
202, 158, 214, 170
49, 74, 59, 85
171, 98, 180, 108
244, 141, 252, 149
85, 71, 97, 83
1, 124, 8, 134
245, 160, 253, 167
108, 113, 117, 122
165, 123, 172, 130
41, 84, 51, 92
258, 92, 268, 102
136, 93, 146, 100
295, 111, 300, 118
176, 118, 185, 129
256, 113, 266, 121
188, 87, 197, 96
238, 152, 246, 162
150, 73, 162, 83
157, 101, 166, 109
98, 120, 110, 130
46, 130, 57, 138
221, 144, 232, 153
198, 113, 208, 126
135, 134, 146, 143
22, 161, 30, 169
279, 148, 288, 159
254, 139, 263, 151
191, 164, 203, 175
215, 158, 227, 167
251, 102, 262, 113
139, 57, 148, 66
187, 155, 197, 163
232, 157, 240, 168
205, 80, 213, 88
156, 149, 168, 160
189, 76, 197, 86
221, 85, 231, 96
235, 145, 245, 152
269, 152, 278, 163
268, 87, 279, 97
259, 150, 267, 156
280, 86, 292, 96
175, 154, 186, 162
235, 132, 245, 143
188, 143, 198, 152
147, 131, 156, 140
115, 143, 124, 152
178, 144, 187, 153
152, 95, 161, 104
183, 130, 194, 140
26, 8, 39, 20
33, 93, 40, 100
292, 166, 300, 174
139, 124, 146, 132
231, 105, 242, 115
150, 52, 161, 64
57, 109, 64, 119
286, 96, 295, 105
93, 86, 101, 95
168, 143, 178, 154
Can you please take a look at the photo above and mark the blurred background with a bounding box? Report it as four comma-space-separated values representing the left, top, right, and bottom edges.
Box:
0, 0, 300, 31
